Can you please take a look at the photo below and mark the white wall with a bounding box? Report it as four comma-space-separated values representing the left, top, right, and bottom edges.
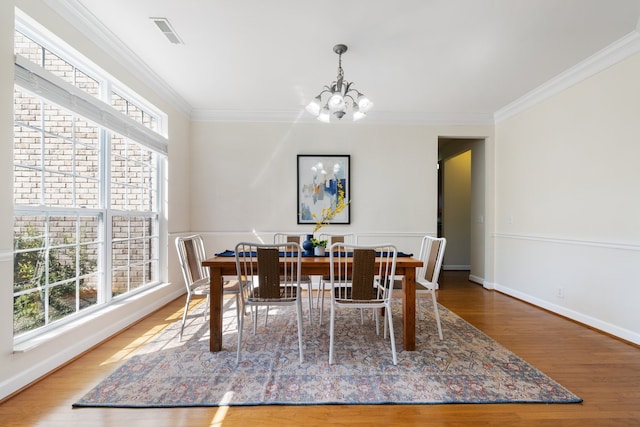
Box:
0, 1, 496, 400
189, 121, 494, 261
0, 1, 191, 399
494, 52, 640, 344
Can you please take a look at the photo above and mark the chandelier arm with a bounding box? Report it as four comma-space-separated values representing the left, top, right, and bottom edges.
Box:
307, 43, 372, 122
344, 93, 356, 104
318, 87, 332, 97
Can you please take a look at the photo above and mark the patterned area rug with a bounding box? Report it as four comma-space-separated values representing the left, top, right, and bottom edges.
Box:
73, 298, 581, 407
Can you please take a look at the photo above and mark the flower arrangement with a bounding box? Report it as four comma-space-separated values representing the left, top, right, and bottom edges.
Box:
312, 180, 350, 233
310, 237, 328, 248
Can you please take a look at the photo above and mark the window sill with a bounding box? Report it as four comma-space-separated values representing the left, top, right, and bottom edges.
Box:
13, 282, 175, 353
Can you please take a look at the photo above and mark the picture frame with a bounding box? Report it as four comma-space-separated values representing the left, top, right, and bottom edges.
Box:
297, 154, 350, 225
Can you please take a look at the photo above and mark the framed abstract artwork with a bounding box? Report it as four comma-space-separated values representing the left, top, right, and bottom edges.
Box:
297, 154, 350, 225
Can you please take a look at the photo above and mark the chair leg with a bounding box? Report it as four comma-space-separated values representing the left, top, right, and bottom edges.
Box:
252, 305, 258, 335
386, 303, 397, 365
306, 282, 313, 323
432, 290, 444, 340
297, 297, 304, 363
383, 308, 388, 339
179, 294, 191, 341
234, 293, 241, 329
328, 302, 335, 364
236, 302, 245, 365
318, 281, 326, 326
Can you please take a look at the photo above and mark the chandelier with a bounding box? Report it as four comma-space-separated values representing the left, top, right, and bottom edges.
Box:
305, 44, 373, 123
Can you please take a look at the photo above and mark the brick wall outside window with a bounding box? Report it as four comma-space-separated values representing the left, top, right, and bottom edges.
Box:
13, 30, 162, 336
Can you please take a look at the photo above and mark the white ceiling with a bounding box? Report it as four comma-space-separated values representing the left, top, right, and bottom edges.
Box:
54, 0, 640, 123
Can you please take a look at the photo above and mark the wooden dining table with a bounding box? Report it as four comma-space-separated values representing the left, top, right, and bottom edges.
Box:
202, 254, 423, 352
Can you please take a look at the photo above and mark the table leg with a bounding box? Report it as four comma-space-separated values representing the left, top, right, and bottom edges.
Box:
209, 267, 223, 352
402, 267, 416, 351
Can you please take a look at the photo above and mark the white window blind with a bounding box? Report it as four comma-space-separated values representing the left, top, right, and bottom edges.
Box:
14, 55, 168, 155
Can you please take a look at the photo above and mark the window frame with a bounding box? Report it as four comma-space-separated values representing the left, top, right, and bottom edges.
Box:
13, 11, 167, 343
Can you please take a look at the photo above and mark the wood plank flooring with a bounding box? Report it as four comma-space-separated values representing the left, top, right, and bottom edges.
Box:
0, 271, 638, 426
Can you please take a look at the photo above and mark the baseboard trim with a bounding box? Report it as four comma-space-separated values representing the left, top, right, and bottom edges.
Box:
494, 282, 640, 346
443, 265, 471, 271
1, 285, 184, 401
468, 274, 484, 285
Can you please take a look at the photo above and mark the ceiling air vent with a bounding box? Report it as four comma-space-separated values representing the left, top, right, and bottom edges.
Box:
150, 17, 183, 44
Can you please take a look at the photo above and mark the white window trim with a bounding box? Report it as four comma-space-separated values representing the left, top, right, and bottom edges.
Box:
12, 10, 169, 345
15, 8, 168, 144
14, 56, 168, 155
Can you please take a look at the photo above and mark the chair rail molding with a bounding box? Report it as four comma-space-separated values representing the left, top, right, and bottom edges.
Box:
494, 232, 640, 252
0, 250, 12, 262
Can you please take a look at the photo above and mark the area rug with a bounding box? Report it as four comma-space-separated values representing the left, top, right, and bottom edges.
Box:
73, 298, 582, 407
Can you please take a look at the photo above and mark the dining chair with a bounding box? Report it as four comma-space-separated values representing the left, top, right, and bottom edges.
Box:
317, 233, 358, 325
273, 233, 313, 321
394, 235, 446, 340
235, 241, 304, 364
328, 243, 398, 365
175, 235, 242, 341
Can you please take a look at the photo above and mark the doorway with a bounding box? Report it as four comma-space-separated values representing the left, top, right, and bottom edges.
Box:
438, 137, 485, 284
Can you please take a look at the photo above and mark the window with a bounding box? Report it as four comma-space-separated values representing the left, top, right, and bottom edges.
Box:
13, 14, 167, 339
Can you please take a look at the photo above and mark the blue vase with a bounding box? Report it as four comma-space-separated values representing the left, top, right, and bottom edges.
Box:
302, 234, 314, 256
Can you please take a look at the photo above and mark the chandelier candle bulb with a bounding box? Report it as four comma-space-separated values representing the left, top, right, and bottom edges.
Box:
306, 44, 373, 122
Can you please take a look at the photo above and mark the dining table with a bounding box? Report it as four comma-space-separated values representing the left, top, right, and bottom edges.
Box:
202, 253, 423, 352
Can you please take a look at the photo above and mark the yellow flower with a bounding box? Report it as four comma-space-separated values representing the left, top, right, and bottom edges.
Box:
311, 180, 349, 233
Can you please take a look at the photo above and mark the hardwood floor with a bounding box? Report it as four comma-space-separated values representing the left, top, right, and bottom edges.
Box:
1, 271, 639, 426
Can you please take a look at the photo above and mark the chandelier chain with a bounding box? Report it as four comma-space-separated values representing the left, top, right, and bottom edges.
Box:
336, 55, 345, 92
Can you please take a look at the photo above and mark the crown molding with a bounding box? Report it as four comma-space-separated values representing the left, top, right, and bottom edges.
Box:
41, 0, 639, 127
366, 111, 495, 126
191, 109, 494, 126
43, 0, 192, 117
495, 30, 640, 123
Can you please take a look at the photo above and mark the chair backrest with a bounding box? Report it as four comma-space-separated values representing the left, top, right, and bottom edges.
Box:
330, 243, 397, 303
319, 233, 358, 246
417, 236, 447, 288
273, 233, 304, 244
235, 242, 302, 302
273, 233, 305, 254
175, 235, 209, 291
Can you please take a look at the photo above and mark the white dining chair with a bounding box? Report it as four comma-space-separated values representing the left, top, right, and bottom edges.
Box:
175, 235, 242, 341
317, 233, 358, 325
328, 243, 398, 365
235, 241, 304, 364
394, 235, 447, 340
273, 233, 313, 322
